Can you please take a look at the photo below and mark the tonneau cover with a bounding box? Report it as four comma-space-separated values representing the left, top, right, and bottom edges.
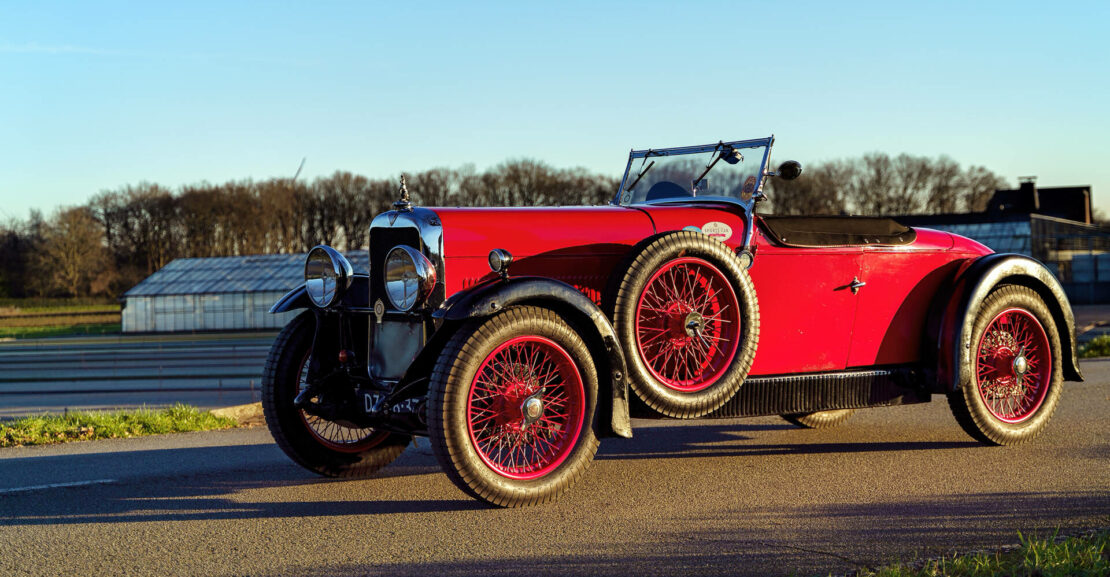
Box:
758, 215, 916, 247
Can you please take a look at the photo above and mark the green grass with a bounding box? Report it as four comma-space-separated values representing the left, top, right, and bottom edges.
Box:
1079, 335, 1110, 359
0, 298, 121, 339
0, 404, 239, 447
854, 529, 1110, 577
0, 297, 118, 312
0, 322, 121, 339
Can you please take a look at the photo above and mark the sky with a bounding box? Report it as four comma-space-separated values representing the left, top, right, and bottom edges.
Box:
1, 0, 1107, 222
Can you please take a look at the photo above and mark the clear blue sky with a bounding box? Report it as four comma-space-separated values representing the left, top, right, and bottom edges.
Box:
2, 0, 1107, 221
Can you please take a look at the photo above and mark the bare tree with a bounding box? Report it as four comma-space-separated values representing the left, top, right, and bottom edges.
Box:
961, 165, 1009, 213
33, 207, 114, 297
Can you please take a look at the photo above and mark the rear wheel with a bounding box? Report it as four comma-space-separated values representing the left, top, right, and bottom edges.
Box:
427, 306, 599, 507
262, 312, 410, 477
947, 286, 1063, 445
610, 231, 759, 418
782, 409, 856, 429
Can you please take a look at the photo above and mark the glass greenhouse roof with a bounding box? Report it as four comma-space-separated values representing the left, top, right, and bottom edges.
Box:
123, 251, 369, 298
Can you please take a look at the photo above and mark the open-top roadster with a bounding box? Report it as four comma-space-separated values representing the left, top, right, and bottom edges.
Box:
263, 137, 1082, 507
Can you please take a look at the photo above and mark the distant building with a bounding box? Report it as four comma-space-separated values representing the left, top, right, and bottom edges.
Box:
121, 252, 368, 333
897, 180, 1110, 303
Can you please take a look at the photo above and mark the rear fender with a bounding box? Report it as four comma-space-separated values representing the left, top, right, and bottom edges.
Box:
934, 253, 1082, 392
428, 276, 632, 438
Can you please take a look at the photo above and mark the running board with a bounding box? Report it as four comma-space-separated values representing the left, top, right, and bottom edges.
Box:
708, 368, 930, 418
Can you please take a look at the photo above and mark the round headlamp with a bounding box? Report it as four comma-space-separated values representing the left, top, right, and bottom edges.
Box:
488, 248, 513, 275
384, 245, 436, 311
304, 245, 353, 308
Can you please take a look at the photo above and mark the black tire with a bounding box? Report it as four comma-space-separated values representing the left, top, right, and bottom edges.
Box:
947, 285, 1064, 446
608, 231, 759, 418
782, 409, 856, 429
427, 306, 600, 507
262, 311, 410, 477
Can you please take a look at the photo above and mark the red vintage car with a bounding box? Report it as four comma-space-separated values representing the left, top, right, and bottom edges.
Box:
263, 137, 1082, 507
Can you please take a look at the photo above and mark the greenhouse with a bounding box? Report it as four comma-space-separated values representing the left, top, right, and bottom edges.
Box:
121, 252, 368, 333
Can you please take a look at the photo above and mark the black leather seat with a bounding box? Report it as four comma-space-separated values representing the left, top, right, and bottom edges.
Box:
645, 181, 691, 202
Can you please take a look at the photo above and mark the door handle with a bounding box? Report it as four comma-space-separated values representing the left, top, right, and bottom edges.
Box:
849, 277, 866, 295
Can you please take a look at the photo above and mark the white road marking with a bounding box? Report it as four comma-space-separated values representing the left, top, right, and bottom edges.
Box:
0, 478, 116, 495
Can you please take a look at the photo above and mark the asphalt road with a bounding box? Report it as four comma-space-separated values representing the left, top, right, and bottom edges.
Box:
0, 333, 275, 417
0, 360, 1106, 577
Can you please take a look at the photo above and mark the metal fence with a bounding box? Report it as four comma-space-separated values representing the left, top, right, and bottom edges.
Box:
1030, 215, 1110, 304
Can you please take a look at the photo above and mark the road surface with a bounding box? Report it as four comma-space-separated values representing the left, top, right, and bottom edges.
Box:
0, 360, 1106, 576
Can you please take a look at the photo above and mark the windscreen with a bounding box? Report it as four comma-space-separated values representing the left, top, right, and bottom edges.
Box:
617, 141, 771, 206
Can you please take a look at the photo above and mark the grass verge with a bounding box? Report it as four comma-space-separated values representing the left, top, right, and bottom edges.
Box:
1079, 335, 1110, 359
0, 322, 121, 339
853, 529, 1110, 577
0, 404, 239, 447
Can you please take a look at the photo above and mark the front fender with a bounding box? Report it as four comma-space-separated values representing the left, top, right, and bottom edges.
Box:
936, 253, 1082, 392
269, 274, 371, 313
436, 276, 632, 438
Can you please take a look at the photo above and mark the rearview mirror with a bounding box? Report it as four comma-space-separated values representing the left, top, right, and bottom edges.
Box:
776, 160, 802, 180
721, 147, 743, 165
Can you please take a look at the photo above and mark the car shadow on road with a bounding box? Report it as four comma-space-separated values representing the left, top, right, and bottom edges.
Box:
0, 442, 484, 526
236, 490, 1110, 577
0, 421, 982, 527
597, 421, 981, 460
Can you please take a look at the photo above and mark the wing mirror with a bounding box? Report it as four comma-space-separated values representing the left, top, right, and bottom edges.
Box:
775, 160, 803, 180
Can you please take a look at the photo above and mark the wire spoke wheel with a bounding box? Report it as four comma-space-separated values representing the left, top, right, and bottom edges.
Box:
295, 353, 386, 453
635, 257, 741, 392
974, 307, 1051, 423
467, 336, 586, 480
947, 285, 1064, 446
262, 311, 408, 478
428, 306, 599, 507
610, 231, 758, 418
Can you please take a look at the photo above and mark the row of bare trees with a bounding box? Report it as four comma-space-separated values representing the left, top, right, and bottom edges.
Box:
0, 160, 620, 299
0, 153, 1007, 299
765, 153, 1008, 216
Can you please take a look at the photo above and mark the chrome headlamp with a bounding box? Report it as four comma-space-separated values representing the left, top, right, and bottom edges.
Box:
304, 245, 354, 308
384, 245, 436, 311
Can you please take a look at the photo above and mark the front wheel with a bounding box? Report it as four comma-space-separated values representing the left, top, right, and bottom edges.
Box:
427, 306, 600, 507
262, 311, 410, 477
947, 285, 1064, 445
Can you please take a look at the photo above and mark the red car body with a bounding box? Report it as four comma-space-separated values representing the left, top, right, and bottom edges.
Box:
433, 206, 990, 375
263, 138, 1082, 507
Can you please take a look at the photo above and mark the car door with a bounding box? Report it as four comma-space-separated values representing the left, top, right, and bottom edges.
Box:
847, 246, 962, 368
747, 226, 862, 375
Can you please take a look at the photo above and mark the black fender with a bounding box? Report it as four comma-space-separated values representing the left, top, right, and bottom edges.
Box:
269, 274, 371, 313
431, 276, 632, 438
934, 253, 1082, 392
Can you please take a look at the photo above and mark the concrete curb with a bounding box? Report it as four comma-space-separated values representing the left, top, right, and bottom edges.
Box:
210, 402, 265, 427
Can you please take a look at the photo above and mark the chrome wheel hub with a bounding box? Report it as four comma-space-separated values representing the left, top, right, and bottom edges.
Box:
683, 312, 705, 337
522, 396, 544, 425
1012, 355, 1028, 376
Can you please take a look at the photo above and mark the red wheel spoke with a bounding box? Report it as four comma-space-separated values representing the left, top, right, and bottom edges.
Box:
973, 307, 1052, 424
633, 257, 741, 392
465, 335, 585, 480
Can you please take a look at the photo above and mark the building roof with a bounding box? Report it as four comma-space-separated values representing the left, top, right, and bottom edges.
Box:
123, 251, 369, 298
987, 182, 1091, 223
